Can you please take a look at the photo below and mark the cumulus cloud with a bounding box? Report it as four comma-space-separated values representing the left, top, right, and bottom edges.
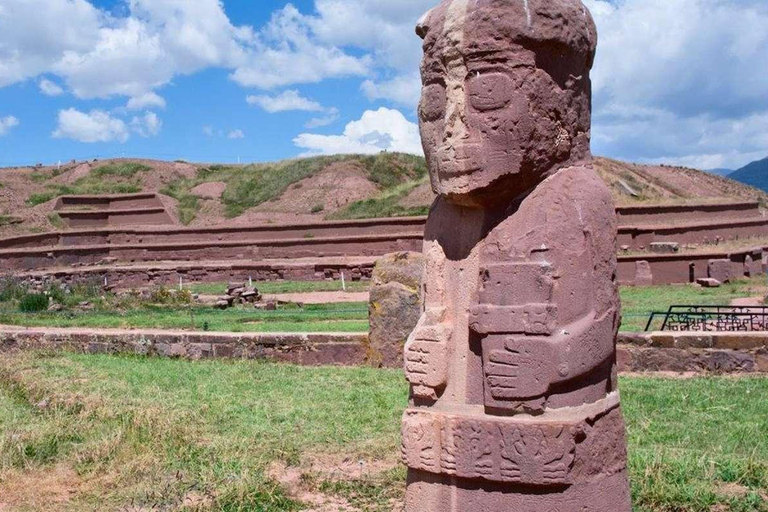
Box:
0, 0, 250, 99
585, 0, 768, 169
361, 72, 421, 108
126, 92, 166, 110
246, 90, 323, 113
53, 109, 129, 143
247, 89, 340, 128
306, 108, 340, 129
4, 0, 766, 168
294, 107, 422, 156
230, 5, 370, 90
0, 0, 102, 88
228, 129, 245, 139
39, 78, 64, 96
306, 0, 431, 107
0, 116, 19, 137
130, 111, 162, 137
309, 0, 433, 70
0, 0, 378, 103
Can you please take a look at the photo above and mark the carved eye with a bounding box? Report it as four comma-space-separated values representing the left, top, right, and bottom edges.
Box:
419, 83, 446, 122
467, 73, 514, 111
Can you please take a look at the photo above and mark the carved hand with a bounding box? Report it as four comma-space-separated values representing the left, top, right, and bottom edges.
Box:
484, 337, 556, 400
404, 307, 451, 399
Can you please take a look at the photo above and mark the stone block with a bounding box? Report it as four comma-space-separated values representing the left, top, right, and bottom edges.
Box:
635, 260, 654, 286
372, 251, 423, 290
616, 345, 633, 372
87, 342, 112, 354
617, 333, 651, 347
712, 334, 768, 350
154, 343, 186, 358
369, 282, 420, 368
708, 259, 733, 283
648, 334, 676, 348
187, 343, 213, 359
697, 278, 722, 288
649, 242, 680, 254
700, 350, 754, 373
756, 348, 768, 373
368, 252, 423, 368
673, 334, 714, 349
213, 344, 235, 358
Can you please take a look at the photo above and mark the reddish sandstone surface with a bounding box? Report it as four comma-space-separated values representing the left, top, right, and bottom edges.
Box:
401, 0, 631, 509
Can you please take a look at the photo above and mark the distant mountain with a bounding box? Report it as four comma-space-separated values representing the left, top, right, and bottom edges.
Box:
706, 168, 733, 176
728, 156, 768, 192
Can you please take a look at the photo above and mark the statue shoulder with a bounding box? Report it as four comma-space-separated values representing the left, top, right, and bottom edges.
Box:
566, 165, 614, 205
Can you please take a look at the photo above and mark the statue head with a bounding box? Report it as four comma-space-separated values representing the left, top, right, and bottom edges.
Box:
417, 0, 597, 205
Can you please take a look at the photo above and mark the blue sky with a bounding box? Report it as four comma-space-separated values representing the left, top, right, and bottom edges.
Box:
1, 0, 767, 170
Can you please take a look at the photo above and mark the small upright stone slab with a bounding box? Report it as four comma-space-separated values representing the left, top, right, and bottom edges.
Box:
709, 259, 733, 284
368, 252, 423, 367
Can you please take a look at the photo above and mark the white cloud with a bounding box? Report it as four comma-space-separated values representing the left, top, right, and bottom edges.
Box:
1, 0, 251, 99
230, 5, 370, 90
0, 116, 19, 137
361, 72, 421, 108
585, 0, 768, 168
309, 0, 431, 108
294, 107, 422, 156
53, 108, 129, 143
247, 89, 340, 127
203, 125, 243, 139
130, 111, 162, 137
0, 0, 377, 103
126, 92, 166, 110
246, 90, 323, 113
309, 0, 433, 70
39, 78, 64, 96
0, 0, 102, 87
306, 107, 340, 129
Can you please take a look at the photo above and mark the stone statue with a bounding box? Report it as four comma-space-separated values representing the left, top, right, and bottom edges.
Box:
401, 0, 632, 510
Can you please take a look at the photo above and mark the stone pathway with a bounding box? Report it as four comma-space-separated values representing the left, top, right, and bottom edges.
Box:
265, 291, 369, 304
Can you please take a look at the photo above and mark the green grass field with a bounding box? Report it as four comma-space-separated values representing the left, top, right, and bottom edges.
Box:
186, 280, 371, 296
0, 278, 764, 334
0, 353, 765, 511
0, 302, 369, 333
620, 277, 767, 331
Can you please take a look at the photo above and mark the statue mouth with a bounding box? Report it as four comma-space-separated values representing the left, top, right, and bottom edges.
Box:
438, 143, 483, 176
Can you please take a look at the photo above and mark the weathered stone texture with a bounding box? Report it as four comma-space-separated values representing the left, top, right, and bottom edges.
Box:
0, 329, 368, 366
368, 252, 423, 367
403, 1, 631, 510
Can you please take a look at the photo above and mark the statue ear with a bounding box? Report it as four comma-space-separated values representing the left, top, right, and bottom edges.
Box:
416, 9, 434, 39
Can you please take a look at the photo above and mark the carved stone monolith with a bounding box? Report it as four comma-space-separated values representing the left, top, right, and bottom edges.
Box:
401, 1, 632, 510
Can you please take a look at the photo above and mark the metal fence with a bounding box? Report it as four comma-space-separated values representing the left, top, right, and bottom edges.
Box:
644, 305, 768, 332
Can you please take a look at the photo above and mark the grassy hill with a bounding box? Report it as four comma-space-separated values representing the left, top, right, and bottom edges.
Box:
2, 153, 767, 235
728, 156, 768, 192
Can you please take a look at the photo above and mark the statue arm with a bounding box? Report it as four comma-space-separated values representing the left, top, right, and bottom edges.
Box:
404, 237, 452, 400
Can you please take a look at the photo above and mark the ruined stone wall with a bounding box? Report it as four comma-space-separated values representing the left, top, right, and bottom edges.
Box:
1, 328, 765, 374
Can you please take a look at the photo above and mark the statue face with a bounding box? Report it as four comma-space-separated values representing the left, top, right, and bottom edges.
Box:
417, 0, 596, 204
